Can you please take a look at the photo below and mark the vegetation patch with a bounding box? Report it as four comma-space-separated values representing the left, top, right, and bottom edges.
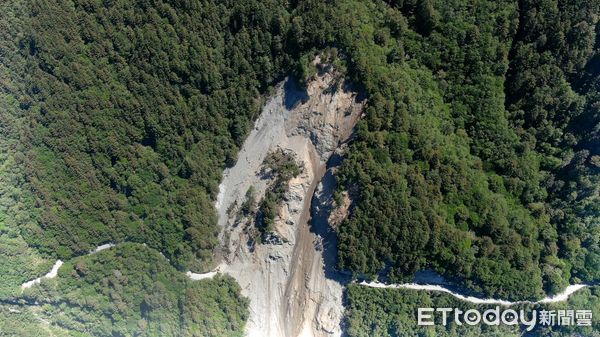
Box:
19, 244, 249, 337
250, 149, 302, 243
345, 284, 600, 337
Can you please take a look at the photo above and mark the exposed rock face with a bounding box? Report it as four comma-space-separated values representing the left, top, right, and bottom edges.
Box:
328, 191, 351, 230
214, 66, 363, 337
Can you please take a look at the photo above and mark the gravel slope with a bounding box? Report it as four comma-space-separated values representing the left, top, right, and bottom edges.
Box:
213, 66, 363, 337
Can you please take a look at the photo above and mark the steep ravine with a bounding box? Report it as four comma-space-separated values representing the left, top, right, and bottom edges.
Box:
211, 65, 364, 337
207, 63, 593, 336
16, 66, 593, 337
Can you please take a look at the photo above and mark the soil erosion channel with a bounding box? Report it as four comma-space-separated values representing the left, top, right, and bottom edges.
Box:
211, 65, 363, 337
18, 65, 591, 336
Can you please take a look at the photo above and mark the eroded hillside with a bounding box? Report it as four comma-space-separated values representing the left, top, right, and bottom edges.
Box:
212, 61, 363, 337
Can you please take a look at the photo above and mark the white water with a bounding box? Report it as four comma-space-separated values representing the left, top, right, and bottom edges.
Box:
358, 281, 589, 306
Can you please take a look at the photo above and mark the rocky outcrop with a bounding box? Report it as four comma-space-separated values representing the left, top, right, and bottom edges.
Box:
213, 63, 363, 337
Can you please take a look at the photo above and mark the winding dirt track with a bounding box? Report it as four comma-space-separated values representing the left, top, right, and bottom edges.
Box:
358, 281, 589, 306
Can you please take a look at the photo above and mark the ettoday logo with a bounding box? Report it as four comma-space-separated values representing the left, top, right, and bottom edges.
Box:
417, 307, 593, 331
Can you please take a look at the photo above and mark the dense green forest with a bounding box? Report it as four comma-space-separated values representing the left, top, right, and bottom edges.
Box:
256, 150, 301, 236
1, 244, 248, 337
332, 0, 600, 300
1, 0, 293, 335
0, 0, 56, 300
345, 284, 600, 337
1, 0, 599, 335
22, 244, 248, 337
17, 0, 302, 271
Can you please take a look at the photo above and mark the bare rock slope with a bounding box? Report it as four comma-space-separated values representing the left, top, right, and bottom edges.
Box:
213, 65, 363, 337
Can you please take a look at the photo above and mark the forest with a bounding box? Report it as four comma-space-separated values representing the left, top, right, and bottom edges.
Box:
334, 0, 600, 300
23, 244, 249, 337
0, 0, 599, 335
256, 150, 301, 236
1, 0, 295, 335
345, 284, 600, 337
16, 0, 302, 272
